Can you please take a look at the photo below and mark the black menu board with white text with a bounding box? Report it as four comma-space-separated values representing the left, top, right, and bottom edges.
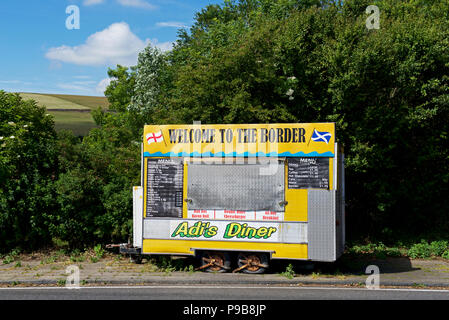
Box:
287, 158, 329, 189
146, 158, 183, 218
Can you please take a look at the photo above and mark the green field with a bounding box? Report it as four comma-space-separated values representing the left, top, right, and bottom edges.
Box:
51, 111, 99, 136
44, 93, 110, 110
19, 93, 91, 110
18, 92, 109, 136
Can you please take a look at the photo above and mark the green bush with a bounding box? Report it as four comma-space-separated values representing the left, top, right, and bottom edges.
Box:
407, 240, 449, 259
347, 243, 403, 258
0, 91, 58, 252
113, 0, 449, 241
280, 264, 296, 279
50, 126, 140, 248
429, 241, 448, 256
385, 247, 402, 257
407, 241, 433, 259
442, 251, 449, 260
2, 0, 449, 253
1, 91, 140, 251
93, 244, 105, 259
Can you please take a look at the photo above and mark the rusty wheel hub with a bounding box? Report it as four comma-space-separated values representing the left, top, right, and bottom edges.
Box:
245, 254, 261, 272
202, 254, 225, 272
196, 252, 230, 272
233, 253, 269, 273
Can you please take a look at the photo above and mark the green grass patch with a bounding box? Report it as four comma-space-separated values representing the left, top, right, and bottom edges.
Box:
45, 93, 109, 110
407, 240, 449, 259
280, 263, 295, 279
346, 242, 404, 259
49, 111, 98, 136
2, 249, 21, 265
151, 256, 195, 273
57, 279, 66, 286
19, 93, 91, 110
19, 93, 105, 136
346, 239, 449, 260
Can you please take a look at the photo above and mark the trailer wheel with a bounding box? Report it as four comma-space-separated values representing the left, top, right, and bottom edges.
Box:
197, 251, 231, 273
234, 252, 269, 274
130, 254, 142, 264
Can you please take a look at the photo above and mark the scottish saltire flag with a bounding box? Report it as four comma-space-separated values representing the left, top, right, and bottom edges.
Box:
146, 131, 164, 144
311, 129, 332, 144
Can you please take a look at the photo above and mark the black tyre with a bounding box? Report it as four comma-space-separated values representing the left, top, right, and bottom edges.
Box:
237, 252, 269, 274
130, 254, 143, 264
199, 251, 231, 273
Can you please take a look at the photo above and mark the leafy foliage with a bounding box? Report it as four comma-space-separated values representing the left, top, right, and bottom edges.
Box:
2, 0, 449, 252
0, 92, 140, 251
104, 65, 136, 113
107, 0, 449, 240
407, 240, 449, 259
0, 92, 58, 252
50, 126, 140, 248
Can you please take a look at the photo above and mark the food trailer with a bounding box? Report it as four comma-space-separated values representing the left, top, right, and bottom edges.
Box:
123, 123, 345, 273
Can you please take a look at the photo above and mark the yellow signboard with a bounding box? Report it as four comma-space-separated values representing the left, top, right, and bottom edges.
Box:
143, 123, 335, 157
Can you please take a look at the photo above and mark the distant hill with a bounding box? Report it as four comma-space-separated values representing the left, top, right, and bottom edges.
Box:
19, 92, 109, 110
45, 93, 110, 110
18, 92, 110, 136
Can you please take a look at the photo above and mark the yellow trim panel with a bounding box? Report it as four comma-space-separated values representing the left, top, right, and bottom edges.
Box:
143, 239, 308, 260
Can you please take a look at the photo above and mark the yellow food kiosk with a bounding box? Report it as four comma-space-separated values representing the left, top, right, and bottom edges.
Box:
126, 123, 345, 273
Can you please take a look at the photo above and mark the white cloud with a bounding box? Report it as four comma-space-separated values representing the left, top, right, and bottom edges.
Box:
53, 79, 112, 96
0, 80, 32, 85
83, 0, 105, 5
82, 0, 157, 9
73, 81, 97, 85
156, 21, 187, 28
57, 83, 93, 93
150, 39, 174, 52
73, 75, 92, 79
96, 78, 113, 95
45, 22, 149, 66
0, 80, 22, 84
117, 0, 156, 10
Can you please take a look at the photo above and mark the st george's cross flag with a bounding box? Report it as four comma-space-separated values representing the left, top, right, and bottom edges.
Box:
146, 131, 164, 144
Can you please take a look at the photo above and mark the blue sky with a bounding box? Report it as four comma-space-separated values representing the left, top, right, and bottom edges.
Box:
0, 0, 221, 96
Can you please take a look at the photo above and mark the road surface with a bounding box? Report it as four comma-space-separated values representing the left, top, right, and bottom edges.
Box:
1, 285, 448, 300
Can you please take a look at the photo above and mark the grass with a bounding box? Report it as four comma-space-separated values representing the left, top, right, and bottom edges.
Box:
69, 251, 86, 263
150, 256, 196, 273
45, 93, 109, 110
343, 240, 449, 263
407, 240, 449, 259
49, 111, 98, 136
90, 244, 105, 263
57, 279, 66, 286
2, 249, 21, 265
280, 263, 295, 279
17, 92, 109, 136
346, 243, 406, 259
19, 93, 91, 110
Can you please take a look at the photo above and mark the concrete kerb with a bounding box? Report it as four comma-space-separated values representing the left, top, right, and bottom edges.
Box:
1, 275, 448, 289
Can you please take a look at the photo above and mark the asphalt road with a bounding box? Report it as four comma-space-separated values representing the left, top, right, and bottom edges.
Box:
1, 285, 449, 300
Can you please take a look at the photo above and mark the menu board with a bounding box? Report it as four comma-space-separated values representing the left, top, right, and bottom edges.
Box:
288, 158, 329, 189
146, 158, 183, 218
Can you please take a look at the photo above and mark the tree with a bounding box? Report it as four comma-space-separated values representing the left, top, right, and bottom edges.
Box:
128, 45, 174, 125
104, 65, 136, 113
102, 0, 449, 240
0, 91, 58, 251
51, 126, 140, 248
